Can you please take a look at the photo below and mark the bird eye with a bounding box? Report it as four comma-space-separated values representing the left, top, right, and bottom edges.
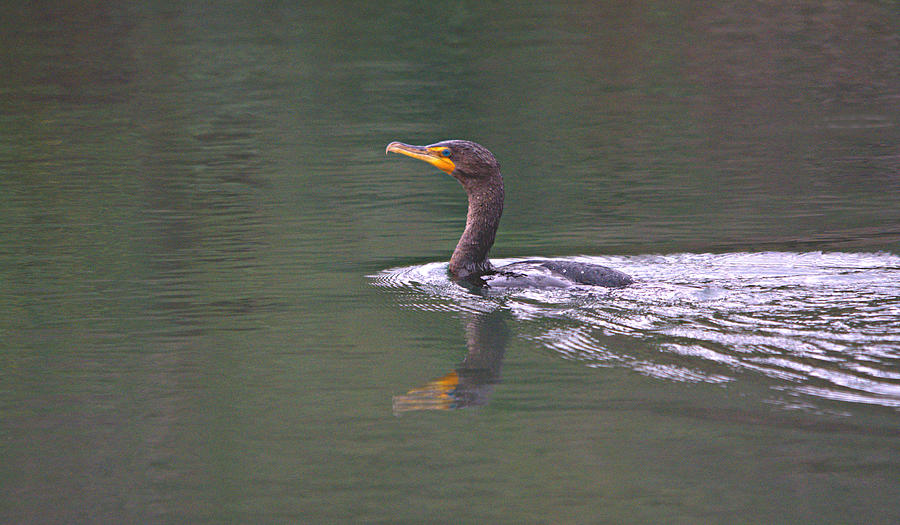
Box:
441, 149, 452, 157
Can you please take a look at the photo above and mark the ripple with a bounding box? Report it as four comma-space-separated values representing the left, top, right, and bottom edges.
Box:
371, 252, 900, 410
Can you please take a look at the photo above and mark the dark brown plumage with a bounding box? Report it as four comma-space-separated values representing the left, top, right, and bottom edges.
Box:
386, 139, 632, 288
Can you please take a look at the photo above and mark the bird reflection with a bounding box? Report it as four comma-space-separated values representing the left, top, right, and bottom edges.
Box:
393, 310, 509, 413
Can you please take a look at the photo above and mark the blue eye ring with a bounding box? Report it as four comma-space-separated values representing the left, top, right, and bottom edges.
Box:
441, 149, 452, 157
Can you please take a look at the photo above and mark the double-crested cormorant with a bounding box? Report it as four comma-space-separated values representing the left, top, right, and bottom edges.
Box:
386, 139, 633, 288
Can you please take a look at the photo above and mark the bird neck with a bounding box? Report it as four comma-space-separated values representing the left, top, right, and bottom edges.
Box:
449, 177, 504, 280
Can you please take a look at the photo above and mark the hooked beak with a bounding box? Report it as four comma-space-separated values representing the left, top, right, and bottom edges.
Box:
385, 141, 456, 174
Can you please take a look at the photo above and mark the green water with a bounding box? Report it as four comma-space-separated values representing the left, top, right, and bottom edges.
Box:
2, 2, 899, 523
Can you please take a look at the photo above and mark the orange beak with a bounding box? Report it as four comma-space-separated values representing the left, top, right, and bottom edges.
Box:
385, 141, 456, 174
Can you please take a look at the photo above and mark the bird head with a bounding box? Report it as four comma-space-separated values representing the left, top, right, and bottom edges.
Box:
385, 139, 500, 183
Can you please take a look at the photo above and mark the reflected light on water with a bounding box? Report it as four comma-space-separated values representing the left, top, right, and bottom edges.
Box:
372, 251, 900, 410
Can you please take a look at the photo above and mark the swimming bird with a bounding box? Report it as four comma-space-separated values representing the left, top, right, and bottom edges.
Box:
386, 139, 633, 288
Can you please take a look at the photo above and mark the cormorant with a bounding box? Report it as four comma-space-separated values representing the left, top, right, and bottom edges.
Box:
386, 139, 633, 288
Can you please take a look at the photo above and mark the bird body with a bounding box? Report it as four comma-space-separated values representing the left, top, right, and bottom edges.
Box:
386, 139, 633, 288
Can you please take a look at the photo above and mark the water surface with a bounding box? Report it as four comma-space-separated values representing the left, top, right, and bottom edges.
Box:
2, 1, 899, 523
376, 252, 900, 411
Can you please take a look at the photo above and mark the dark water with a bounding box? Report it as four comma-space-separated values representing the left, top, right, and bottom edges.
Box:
2, 2, 899, 523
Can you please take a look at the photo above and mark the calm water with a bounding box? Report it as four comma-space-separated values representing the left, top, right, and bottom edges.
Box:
2, 2, 899, 523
